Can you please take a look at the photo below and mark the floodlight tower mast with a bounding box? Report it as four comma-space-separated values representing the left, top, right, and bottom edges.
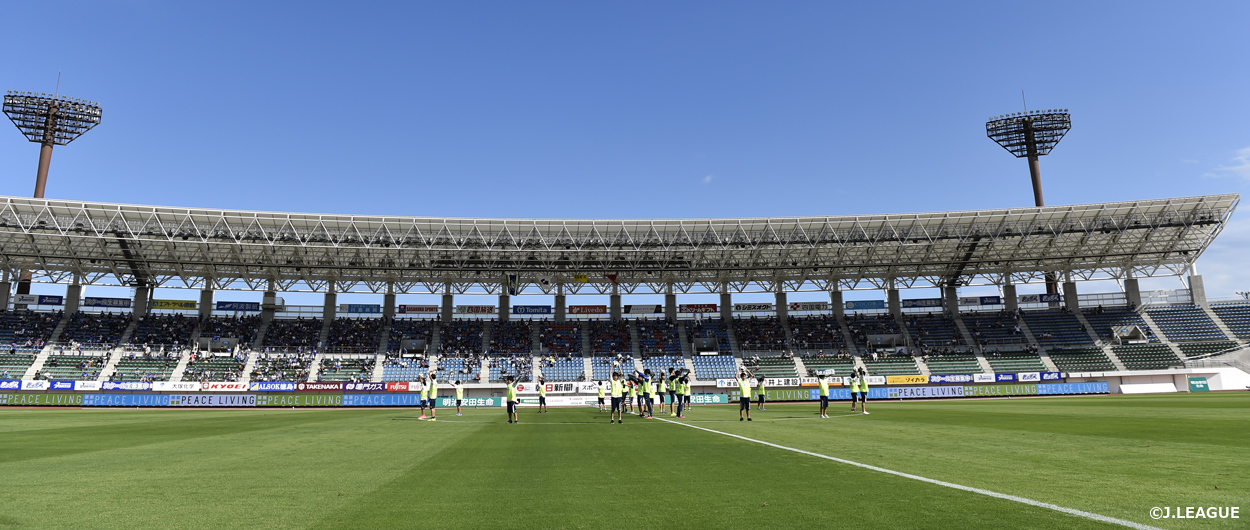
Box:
987, 109, 1071, 295
3, 91, 103, 298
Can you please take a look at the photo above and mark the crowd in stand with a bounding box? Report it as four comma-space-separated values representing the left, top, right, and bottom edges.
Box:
439, 321, 482, 354
110, 348, 180, 382
538, 323, 580, 354
264, 318, 322, 351
845, 313, 900, 346
319, 356, 375, 382
789, 315, 844, 351
592, 319, 635, 353
251, 352, 314, 382
61, 312, 131, 347
734, 316, 788, 351
489, 353, 533, 381
182, 349, 248, 382
327, 317, 384, 353
489, 322, 531, 354
200, 315, 262, 345
1, 310, 62, 351
129, 313, 197, 349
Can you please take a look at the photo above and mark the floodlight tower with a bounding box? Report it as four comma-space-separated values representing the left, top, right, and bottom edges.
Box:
3, 91, 103, 297
987, 109, 1071, 296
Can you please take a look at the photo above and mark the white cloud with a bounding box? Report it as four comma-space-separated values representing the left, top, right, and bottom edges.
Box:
1194, 213, 1250, 299
1210, 146, 1250, 179
702, 174, 715, 184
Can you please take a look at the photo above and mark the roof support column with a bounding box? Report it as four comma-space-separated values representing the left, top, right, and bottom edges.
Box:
555, 284, 566, 323
323, 289, 337, 323
1063, 278, 1079, 312
609, 284, 621, 321
829, 288, 844, 318
1124, 269, 1141, 309
887, 282, 901, 319
199, 288, 214, 319
499, 294, 510, 322
719, 284, 732, 322
383, 284, 396, 320
665, 283, 676, 322
0, 280, 10, 312
1003, 282, 1018, 312
133, 285, 151, 320
441, 284, 453, 323
1187, 264, 1206, 306
65, 279, 82, 317
261, 285, 277, 322
943, 285, 959, 315
774, 290, 789, 326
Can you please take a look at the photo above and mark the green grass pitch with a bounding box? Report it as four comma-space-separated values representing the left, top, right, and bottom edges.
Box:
0, 393, 1245, 529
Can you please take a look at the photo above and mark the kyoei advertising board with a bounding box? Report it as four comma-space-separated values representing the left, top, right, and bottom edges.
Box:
201, 381, 248, 392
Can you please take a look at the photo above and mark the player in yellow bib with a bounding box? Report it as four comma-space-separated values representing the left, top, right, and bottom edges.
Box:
418, 374, 431, 420
426, 373, 438, 421
755, 375, 768, 411
505, 376, 519, 424
537, 378, 548, 414
609, 372, 625, 424
454, 380, 465, 416
596, 381, 606, 412
817, 373, 830, 418
857, 367, 870, 415
737, 369, 754, 421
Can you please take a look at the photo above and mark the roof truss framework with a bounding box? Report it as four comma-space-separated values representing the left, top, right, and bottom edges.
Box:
0, 194, 1235, 295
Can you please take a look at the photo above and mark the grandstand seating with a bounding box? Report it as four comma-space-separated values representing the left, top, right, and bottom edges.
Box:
199, 315, 261, 346
37, 354, 107, 380
744, 355, 798, 377
489, 322, 531, 354
1145, 305, 1226, 341
903, 313, 966, 350
317, 355, 374, 382
182, 353, 244, 382
640, 355, 685, 376
128, 313, 197, 348
0, 354, 36, 379
538, 356, 584, 381
325, 317, 384, 353
734, 316, 788, 352
984, 352, 1047, 373
845, 314, 901, 349
923, 353, 982, 374
1209, 303, 1250, 339
862, 355, 921, 376
61, 312, 130, 347
435, 356, 481, 383
538, 323, 580, 354
631, 319, 675, 354
1047, 347, 1115, 372
381, 356, 430, 381
388, 318, 435, 353
439, 321, 482, 354
685, 319, 732, 353
488, 354, 532, 382
1021, 310, 1095, 347
250, 353, 314, 382
1081, 308, 1156, 343
112, 351, 180, 381
690, 354, 736, 380
1112, 344, 1182, 370
0, 310, 61, 353
799, 354, 855, 377
963, 312, 1028, 348
264, 318, 322, 350
787, 315, 844, 351
1175, 341, 1237, 358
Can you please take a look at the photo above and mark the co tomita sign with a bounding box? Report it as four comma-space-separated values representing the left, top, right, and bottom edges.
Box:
512, 305, 552, 315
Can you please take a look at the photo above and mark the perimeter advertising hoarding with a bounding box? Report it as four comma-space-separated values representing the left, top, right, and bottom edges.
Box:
456, 305, 496, 314
341, 382, 386, 392
82, 394, 171, 407
340, 304, 382, 314
788, 302, 829, 312
1017, 372, 1041, 382
101, 381, 151, 391
49, 381, 75, 390
398, 305, 439, 314
152, 299, 197, 310
517, 395, 595, 407
973, 373, 996, 383
84, 297, 131, 308
623, 305, 662, 314
201, 382, 248, 392
256, 394, 343, 407
168, 394, 257, 407
959, 296, 1002, 306
0, 393, 84, 406
900, 298, 943, 309
216, 301, 261, 312
434, 396, 502, 408
679, 304, 718, 313
962, 384, 1037, 397
153, 382, 202, 392
568, 305, 607, 314
1037, 382, 1109, 395
295, 382, 343, 392
995, 373, 1017, 382
886, 375, 929, 385
14, 294, 63, 305
0, 381, 20, 390
1019, 294, 1062, 304
74, 381, 102, 391
248, 382, 295, 392
928, 374, 973, 384
512, 305, 552, 315
886, 386, 965, 399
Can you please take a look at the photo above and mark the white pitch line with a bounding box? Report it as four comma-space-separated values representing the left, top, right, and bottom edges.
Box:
655, 417, 1162, 530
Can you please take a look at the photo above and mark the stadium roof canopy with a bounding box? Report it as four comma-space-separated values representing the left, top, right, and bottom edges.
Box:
0, 194, 1236, 295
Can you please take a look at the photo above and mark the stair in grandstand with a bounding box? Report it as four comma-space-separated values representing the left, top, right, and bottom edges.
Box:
791, 356, 808, 376
305, 352, 325, 381
1208, 302, 1250, 340
376, 318, 392, 354
21, 344, 55, 381
580, 321, 594, 357
235, 350, 258, 383
109, 350, 181, 382
96, 348, 125, 382
370, 353, 386, 382
1110, 344, 1183, 370
676, 322, 692, 357
1197, 305, 1238, 340
1047, 347, 1116, 373
168, 350, 192, 382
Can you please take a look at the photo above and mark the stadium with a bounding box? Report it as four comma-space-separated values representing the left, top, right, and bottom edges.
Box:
2, 5, 1248, 530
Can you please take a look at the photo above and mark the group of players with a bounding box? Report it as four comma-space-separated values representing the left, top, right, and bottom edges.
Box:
599, 367, 695, 423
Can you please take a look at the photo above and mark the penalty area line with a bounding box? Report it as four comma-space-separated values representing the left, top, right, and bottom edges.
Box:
655, 417, 1162, 530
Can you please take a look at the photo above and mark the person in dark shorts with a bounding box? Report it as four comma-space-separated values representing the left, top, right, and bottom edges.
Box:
537, 378, 548, 413
737, 369, 754, 421
596, 381, 606, 412
454, 380, 464, 416
857, 367, 870, 415
667, 369, 679, 417
817, 373, 830, 418
426, 373, 438, 421
609, 372, 624, 424
505, 376, 519, 424
756, 374, 767, 411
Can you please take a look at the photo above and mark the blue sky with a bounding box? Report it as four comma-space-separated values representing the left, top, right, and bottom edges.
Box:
3, 1, 1248, 308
